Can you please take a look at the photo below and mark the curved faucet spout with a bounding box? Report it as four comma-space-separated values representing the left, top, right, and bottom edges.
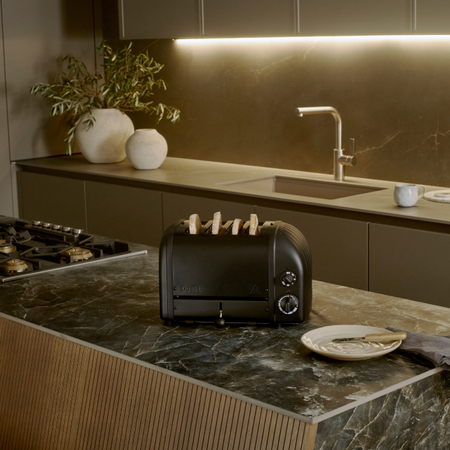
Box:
296, 106, 342, 152
295, 106, 356, 181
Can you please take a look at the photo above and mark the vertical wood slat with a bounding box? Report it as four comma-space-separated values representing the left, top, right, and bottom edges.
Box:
242, 403, 257, 450
0, 316, 317, 450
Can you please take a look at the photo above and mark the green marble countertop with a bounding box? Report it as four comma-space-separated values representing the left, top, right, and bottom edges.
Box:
1, 242, 449, 425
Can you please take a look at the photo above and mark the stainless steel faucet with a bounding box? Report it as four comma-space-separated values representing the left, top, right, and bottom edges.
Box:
295, 106, 356, 181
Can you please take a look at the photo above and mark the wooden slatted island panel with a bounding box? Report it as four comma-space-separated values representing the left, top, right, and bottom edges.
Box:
0, 315, 317, 450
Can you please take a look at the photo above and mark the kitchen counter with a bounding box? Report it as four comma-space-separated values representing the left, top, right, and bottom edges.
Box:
15, 155, 450, 226
1, 242, 449, 449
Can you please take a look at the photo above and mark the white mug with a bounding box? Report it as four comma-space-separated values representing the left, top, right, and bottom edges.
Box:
394, 183, 426, 207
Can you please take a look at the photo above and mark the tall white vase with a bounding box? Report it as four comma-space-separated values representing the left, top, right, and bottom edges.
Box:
75, 108, 134, 164
125, 129, 168, 170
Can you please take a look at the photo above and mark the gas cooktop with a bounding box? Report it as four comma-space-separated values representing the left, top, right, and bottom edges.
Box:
0, 217, 147, 282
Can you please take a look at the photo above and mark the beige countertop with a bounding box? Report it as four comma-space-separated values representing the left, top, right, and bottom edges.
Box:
16, 155, 450, 226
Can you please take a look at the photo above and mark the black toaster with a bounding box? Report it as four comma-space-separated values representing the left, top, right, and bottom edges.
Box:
159, 219, 312, 326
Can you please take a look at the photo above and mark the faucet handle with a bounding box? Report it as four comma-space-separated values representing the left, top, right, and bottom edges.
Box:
348, 138, 357, 165
339, 138, 357, 166
349, 138, 355, 157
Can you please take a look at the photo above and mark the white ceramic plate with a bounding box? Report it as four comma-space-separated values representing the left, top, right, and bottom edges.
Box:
424, 190, 450, 204
301, 325, 402, 361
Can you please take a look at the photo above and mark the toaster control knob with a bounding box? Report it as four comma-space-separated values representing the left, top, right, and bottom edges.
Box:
277, 294, 299, 315
280, 271, 297, 287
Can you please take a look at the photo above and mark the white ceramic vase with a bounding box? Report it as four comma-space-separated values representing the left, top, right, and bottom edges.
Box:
75, 108, 134, 164
125, 129, 168, 170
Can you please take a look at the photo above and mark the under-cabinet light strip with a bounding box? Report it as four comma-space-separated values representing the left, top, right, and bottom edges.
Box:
176, 35, 450, 44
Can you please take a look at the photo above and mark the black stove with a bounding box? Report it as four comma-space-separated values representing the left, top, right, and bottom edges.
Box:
0, 217, 147, 282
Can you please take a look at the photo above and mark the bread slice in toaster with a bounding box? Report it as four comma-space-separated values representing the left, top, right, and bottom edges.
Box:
232, 218, 243, 235
249, 213, 260, 236
189, 214, 202, 235
212, 211, 222, 235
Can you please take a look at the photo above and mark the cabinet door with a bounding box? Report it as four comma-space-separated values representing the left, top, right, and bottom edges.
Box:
369, 223, 450, 308
256, 206, 368, 290
86, 181, 163, 247
0, 4, 12, 217
299, 0, 411, 36
119, 0, 201, 39
415, 0, 450, 34
18, 171, 87, 230
162, 192, 255, 230
202, 0, 296, 37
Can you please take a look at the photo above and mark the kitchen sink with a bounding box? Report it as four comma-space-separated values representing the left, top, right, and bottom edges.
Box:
218, 175, 386, 200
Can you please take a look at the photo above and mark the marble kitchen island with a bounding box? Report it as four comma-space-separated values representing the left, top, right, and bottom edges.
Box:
0, 243, 449, 450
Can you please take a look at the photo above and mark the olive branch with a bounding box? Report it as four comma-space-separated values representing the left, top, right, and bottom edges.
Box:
30, 41, 180, 155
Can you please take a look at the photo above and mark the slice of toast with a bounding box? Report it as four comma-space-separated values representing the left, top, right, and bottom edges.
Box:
231, 218, 243, 235
189, 214, 202, 235
211, 211, 222, 235
249, 213, 260, 236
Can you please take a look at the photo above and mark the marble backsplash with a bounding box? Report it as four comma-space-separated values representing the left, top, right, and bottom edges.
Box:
107, 33, 450, 188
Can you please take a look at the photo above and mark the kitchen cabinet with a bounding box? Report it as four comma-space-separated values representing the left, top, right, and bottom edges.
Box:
17, 171, 87, 230
414, 0, 450, 34
117, 0, 450, 39
15, 164, 450, 308
162, 192, 255, 230
369, 223, 450, 308
85, 181, 163, 247
0, 5, 12, 218
256, 205, 368, 290
202, 0, 296, 37
17, 172, 164, 247
118, 0, 201, 39
299, 0, 412, 36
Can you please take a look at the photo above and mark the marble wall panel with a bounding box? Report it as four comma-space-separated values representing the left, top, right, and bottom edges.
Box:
102, 0, 450, 189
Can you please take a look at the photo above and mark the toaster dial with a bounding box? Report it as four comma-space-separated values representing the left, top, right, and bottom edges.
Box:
280, 271, 297, 287
277, 294, 299, 315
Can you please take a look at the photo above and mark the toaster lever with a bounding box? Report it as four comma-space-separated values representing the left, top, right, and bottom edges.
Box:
215, 306, 226, 328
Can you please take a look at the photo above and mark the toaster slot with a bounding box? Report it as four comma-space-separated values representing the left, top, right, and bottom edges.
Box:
201, 220, 214, 235
223, 221, 234, 235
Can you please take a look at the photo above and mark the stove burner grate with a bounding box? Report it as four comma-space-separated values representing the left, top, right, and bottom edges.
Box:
0, 217, 147, 282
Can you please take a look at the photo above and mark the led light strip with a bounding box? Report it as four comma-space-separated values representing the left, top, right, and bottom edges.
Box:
176, 35, 450, 45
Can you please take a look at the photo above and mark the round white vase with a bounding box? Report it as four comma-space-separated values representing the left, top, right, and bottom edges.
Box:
125, 129, 168, 170
75, 108, 134, 164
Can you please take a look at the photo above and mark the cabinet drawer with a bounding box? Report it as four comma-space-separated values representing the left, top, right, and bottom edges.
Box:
18, 171, 86, 230
299, 0, 411, 36
415, 0, 450, 34
202, 0, 296, 37
86, 181, 163, 247
369, 223, 450, 308
119, 0, 200, 39
256, 206, 368, 290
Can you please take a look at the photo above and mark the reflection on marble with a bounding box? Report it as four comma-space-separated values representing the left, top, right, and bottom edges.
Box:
316, 372, 450, 450
1, 244, 449, 428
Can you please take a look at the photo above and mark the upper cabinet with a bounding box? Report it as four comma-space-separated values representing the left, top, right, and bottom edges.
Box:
119, 0, 201, 39
202, 0, 296, 37
119, 0, 450, 38
414, 0, 450, 34
299, 0, 412, 36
